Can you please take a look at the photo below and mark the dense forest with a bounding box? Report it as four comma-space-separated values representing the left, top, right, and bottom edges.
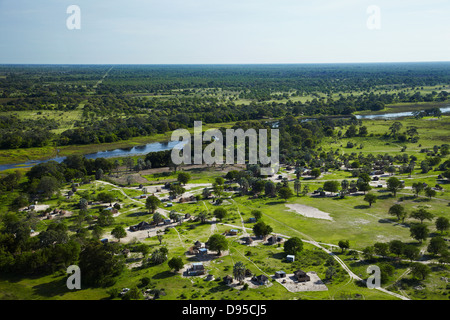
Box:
0, 63, 449, 150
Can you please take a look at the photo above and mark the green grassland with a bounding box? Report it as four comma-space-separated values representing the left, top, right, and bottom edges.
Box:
1, 115, 450, 300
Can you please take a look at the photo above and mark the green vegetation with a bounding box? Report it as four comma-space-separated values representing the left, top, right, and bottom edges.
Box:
0, 64, 449, 301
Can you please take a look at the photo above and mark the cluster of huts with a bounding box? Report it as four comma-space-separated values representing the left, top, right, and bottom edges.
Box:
188, 241, 208, 256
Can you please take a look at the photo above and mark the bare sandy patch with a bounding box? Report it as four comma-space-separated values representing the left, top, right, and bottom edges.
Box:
274, 272, 328, 292
285, 204, 333, 221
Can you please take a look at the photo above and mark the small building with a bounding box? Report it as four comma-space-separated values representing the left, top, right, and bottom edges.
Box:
198, 248, 208, 255
286, 255, 295, 262
194, 241, 202, 248
100, 238, 109, 244
245, 237, 253, 245
164, 219, 171, 225
223, 275, 233, 285
188, 263, 205, 276
130, 221, 150, 231
275, 271, 286, 279
248, 217, 256, 223
294, 269, 310, 282
229, 229, 238, 236
252, 274, 269, 285
267, 236, 283, 245
166, 202, 173, 207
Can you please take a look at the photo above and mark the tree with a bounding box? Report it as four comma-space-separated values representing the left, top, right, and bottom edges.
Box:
294, 179, 301, 197
311, 168, 321, 179
411, 263, 431, 280
251, 210, 262, 221
264, 180, 277, 197
150, 248, 168, 265
136, 243, 150, 257
357, 178, 372, 194
78, 240, 125, 287
91, 225, 104, 239
323, 181, 339, 195
373, 242, 389, 257
177, 172, 191, 185
412, 182, 424, 197
341, 179, 349, 192
213, 208, 227, 222
169, 184, 185, 198
424, 187, 436, 200
37, 176, 60, 199
278, 186, 293, 201
389, 240, 405, 258
284, 237, 304, 256
363, 193, 377, 207
146, 195, 161, 214
410, 224, 429, 243
111, 226, 126, 242
435, 217, 449, 234
212, 182, 224, 199
363, 246, 375, 260
168, 257, 184, 272
378, 263, 395, 284
389, 121, 403, 137
123, 286, 143, 300
153, 212, 164, 225
198, 211, 208, 224
388, 204, 407, 222
202, 187, 211, 199
252, 221, 273, 240
233, 261, 246, 282
410, 207, 434, 223
386, 177, 404, 197
338, 240, 350, 253
403, 245, 420, 262
325, 266, 337, 280
207, 234, 228, 255
301, 185, 310, 196
95, 169, 104, 180
427, 237, 448, 256
79, 198, 88, 211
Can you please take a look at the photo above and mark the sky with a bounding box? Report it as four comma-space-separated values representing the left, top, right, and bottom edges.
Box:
0, 0, 449, 64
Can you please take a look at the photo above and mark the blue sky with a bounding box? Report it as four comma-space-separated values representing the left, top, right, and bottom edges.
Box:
0, 0, 449, 64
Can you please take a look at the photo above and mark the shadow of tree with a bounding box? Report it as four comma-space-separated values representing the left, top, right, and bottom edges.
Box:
152, 271, 175, 280
32, 277, 73, 298
266, 201, 286, 205
127, 211, 149, 218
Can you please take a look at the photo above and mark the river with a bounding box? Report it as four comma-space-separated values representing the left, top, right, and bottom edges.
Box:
1, 105, 449, 171
0, 140, 185, 172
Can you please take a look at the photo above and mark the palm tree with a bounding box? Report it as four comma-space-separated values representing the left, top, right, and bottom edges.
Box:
233, 261, 246, 282
294, 179, 301, 197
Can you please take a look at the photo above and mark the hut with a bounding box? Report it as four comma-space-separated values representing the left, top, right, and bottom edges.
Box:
223, 275, 233, 285
294, 270, 310, 282
188, 263, 205, 276
252, 274, 269, 285
275, 271, 286, 279
286, 255, 295, 262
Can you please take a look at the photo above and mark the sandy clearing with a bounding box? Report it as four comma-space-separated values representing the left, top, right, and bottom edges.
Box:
274, 272, 328, 292
285, 203, 333, 221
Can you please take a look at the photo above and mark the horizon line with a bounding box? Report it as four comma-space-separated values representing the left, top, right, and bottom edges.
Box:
1, 60, 450, 66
